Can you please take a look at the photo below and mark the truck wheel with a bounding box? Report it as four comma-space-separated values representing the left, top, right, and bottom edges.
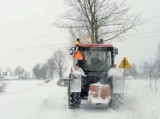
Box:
109, 94, 123, 109
68, 74, 81, 109
68, 92, 81, 109
108, 98, 117, 109
108, 99, 112, 108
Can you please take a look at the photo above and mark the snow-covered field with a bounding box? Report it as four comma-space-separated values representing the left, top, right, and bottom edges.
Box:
0, 79, 160, 119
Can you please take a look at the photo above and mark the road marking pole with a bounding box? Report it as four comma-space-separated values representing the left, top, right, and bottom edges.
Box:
123, 60, 126, 97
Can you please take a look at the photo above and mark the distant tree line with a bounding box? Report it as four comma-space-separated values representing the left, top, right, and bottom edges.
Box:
0, 49, 68, 80
0, 66, 30, 80
123, 43, 160, 92
32, 49, 67, 80
14, 66, 30, 79
141, 43, 160, 92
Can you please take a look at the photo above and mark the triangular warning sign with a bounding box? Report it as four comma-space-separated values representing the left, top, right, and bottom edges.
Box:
119, 57, 131, 69
73, 51, 83, 60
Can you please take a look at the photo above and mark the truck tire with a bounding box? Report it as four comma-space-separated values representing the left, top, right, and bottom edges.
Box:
68, 92, 81, 109
109, 94, 123, 109
68, 74, 81, 109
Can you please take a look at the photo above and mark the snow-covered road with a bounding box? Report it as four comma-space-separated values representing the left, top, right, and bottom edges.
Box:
0, 79, 160, 119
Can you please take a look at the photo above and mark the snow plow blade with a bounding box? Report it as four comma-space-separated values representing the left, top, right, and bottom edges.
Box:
88, 83, 111, 104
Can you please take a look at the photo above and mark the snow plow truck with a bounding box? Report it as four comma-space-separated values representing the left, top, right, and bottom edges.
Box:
68, 39, 123, 109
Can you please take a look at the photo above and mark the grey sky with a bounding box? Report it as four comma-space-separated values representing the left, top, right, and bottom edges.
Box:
0, 0, 160, 72
113, 0, 160, 66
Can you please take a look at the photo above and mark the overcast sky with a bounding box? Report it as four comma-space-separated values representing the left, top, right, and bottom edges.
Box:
0, 0, 160, 72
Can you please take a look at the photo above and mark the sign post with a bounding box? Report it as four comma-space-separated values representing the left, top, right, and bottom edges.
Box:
119, 57, 131, 96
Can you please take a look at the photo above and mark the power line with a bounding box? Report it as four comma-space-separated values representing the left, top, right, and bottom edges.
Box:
129, 34, 160, 38
127, 35, 160, 41
127, 31, 160, 36
0, 32, 57, 43
1, 35, 159, 54
143, 15, 160, 20
0, 43, 66, 55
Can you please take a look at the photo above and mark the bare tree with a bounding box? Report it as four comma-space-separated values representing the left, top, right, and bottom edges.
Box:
53, 50, 67, 80
14, 66, 24, 79
56, 0, 141, 43
32, 64, 48, 80
154, 43, 160, 71
142, 59, 154, 91
46, 58, 55, 79
153, 42, 160, 92
142, 58, 160, 92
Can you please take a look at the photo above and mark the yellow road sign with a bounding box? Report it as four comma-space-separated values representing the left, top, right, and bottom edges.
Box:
119, 57, 131, 69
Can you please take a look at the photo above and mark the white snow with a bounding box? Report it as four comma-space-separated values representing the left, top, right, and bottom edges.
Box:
0, 78, 160, 119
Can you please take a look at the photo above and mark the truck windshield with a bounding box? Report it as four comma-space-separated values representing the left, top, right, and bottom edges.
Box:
80, 49, 112, 71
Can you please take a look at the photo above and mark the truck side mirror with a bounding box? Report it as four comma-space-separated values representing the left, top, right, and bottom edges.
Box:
113, 47, 118, 55
69, 47, 75, 55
